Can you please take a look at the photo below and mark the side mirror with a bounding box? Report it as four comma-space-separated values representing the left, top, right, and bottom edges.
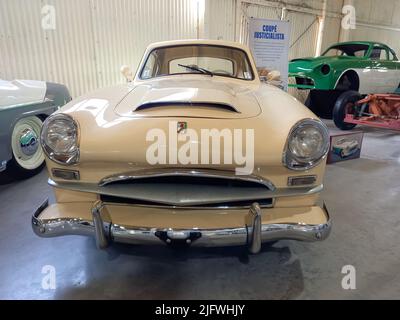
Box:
121, 65, 134, 82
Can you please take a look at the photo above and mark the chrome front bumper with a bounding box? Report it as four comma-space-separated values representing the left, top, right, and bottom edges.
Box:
32, 200, 331, 254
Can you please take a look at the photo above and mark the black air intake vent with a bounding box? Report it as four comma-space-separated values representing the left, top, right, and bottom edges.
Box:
134, 101, 239, 113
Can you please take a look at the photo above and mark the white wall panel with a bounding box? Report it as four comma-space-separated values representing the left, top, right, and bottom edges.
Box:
90, 0, 198, 90
286, 10, 319, 60
205, 0, 236, 41
3, 0, 400, 100
352, 0, 400, 27
321, 16, 341, 52
348, 25, 400, 56
239, 2, 280, 45
0, 0, 199, 97
0, 0, 98, 98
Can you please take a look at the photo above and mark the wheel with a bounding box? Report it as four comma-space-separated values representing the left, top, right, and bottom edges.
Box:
333, 91, 361, 130
8, 116, 45, 177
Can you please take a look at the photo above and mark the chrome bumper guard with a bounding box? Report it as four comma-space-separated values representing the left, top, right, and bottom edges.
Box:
32, 200, 331, 254
0, 160, 6, 172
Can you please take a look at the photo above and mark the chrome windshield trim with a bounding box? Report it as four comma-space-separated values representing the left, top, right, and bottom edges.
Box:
98, 168, 276, 190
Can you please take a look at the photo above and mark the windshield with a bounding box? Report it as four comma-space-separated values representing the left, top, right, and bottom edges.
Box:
140, 45, 254, 80
322, 44, 370, 57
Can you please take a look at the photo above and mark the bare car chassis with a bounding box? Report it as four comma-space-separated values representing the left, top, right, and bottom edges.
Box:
333, 92, 400, 131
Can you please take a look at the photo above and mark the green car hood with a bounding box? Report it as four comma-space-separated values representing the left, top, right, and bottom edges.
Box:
289, 56, 358, 73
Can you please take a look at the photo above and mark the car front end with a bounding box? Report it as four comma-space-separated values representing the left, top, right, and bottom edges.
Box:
32, 40, 331, 254
32, 108, 331, 253
289, 58, 336, 90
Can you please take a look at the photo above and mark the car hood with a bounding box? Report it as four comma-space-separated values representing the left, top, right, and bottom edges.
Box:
57, 79, 319, 175
0, 79, 46, 109
289, 55, 357, 73
114, 76, 261, 119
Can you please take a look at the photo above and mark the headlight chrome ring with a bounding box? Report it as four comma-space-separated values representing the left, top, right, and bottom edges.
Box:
283, 118, 329, 171
40, 113, 80, 165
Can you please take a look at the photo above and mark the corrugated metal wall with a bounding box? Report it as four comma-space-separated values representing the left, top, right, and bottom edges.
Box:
347, 0, 400, 55
2, 0, 399, 100
239, 2, 280, 45
0, 0, 98, 98
91, 0, 199, 90
348, 26, 400, 55
0, 0, 199, 97
205, 0, 236, 41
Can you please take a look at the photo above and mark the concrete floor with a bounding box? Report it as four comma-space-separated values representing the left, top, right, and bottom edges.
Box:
0, 120, 399, 299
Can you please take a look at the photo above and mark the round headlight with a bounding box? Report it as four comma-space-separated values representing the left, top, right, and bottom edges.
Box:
321, 64, 330, 75
283, 119, 329, 170
41, 113, 79, 165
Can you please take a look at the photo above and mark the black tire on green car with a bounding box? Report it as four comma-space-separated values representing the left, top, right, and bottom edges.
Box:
7, 116, 45, 178
333, 90, 361, 130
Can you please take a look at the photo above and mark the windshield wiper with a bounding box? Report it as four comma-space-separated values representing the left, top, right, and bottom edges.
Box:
178, 64, 213, 76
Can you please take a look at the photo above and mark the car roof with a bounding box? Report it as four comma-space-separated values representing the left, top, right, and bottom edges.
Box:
329, 41, 393, 49
145, 39, 250, 52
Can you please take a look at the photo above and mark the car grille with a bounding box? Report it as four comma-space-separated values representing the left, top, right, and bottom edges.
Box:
295, 77, 314, 87
98, 169, 275, 208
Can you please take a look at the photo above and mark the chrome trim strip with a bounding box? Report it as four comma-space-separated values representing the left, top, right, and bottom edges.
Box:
98, 199, 275, 210
48, 178, 323, 208
99, 168, 276, 190
32, 201, 331, 250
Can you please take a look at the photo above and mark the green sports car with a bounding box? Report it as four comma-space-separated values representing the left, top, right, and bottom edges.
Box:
289, 41, 400, 117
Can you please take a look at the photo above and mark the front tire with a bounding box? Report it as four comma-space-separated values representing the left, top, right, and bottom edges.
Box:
333, 91, 361, 130
8, 116, 45, 177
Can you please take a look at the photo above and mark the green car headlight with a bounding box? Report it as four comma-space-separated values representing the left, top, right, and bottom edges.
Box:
321, 64, 331, 75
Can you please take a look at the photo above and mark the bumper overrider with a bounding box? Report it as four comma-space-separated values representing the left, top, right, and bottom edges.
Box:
32, 199, 331, 254
0, 160, 6, 172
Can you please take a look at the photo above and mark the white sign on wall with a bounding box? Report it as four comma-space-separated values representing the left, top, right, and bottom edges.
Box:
249, 18, 290, 90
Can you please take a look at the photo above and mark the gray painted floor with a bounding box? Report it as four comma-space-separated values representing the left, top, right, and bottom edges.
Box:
0, 120, 399, 299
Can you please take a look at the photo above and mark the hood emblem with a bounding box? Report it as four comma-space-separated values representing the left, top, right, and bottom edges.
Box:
177, 121, 187, 134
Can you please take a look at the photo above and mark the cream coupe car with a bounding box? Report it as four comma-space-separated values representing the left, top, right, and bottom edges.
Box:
33, 40, 331, 254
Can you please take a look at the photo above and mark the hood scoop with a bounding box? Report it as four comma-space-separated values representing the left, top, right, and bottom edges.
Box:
135, 101, 240, 113
114, 77, 261, 119
290, 58, 314, 62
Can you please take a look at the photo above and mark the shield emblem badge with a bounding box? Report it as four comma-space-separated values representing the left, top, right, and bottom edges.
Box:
177, 121, 187, 134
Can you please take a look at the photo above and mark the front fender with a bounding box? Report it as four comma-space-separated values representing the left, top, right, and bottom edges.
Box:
289, 64, 342, 90
45, 82, 72, 107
